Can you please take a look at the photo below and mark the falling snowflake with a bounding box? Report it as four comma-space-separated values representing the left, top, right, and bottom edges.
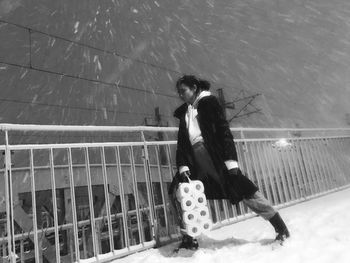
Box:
74, 21, 79, 34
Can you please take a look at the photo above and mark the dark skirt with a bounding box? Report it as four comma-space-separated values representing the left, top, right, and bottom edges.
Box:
192, 141, 229, 199
192, 141, 259, 202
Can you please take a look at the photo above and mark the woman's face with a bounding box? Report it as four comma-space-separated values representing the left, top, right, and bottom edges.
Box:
178, 84, 197, 104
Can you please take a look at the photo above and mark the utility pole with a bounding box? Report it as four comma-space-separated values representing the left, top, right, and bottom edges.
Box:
217, 88, 235, 119
217, 88, 262, 122
144, 107, 168, 164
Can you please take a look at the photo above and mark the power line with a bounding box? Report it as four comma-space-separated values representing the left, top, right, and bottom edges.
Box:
232, 93, 261, 103
0, 18, 182, 75
0, 18, 179, 99
230, 110, 262, 120
0, 19, 237, 93
0, 19, 262, 122
0, 60, 179, 99
0, 97, 173, 119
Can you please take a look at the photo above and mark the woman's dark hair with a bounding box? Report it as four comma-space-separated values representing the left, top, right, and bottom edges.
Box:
176, 75, 211, 94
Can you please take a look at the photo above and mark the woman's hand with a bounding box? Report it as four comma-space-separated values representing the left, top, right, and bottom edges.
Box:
168, 171, 191, 195
179, 170, 191, 182
227, 167, 243, 186
228, 167, 242, 177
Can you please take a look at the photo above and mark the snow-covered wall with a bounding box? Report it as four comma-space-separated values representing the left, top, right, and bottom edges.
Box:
1, 0, 350, 128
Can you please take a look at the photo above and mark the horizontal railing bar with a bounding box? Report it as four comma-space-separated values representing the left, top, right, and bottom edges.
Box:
0, 163, 177, 175
231, 127, 350, 132
2, 136, 349, 150
4, 141, 146, 149
2, 140, 177, 150
234, 135, 350, 143
145, 141, 177, 146
0, 141, 176, 152
1, 123, 350, 133
0, 204, 165, 243
0, 123, 178, 132
2, 181, 348, 244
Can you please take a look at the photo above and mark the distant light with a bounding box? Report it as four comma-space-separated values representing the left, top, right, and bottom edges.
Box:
273, 138, 292, 148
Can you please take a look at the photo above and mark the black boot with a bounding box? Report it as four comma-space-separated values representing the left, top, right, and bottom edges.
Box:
177, 234, 199, 251
269, 212, 290, 242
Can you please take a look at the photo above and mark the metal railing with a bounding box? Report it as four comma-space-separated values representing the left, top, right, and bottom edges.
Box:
0, 124, 350, 263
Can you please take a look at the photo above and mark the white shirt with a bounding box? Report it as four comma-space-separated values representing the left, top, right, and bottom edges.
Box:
179, 91, 238, 174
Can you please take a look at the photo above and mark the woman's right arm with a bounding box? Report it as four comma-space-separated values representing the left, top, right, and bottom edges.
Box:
176, 119, 190, 172
167, 120, 190, 196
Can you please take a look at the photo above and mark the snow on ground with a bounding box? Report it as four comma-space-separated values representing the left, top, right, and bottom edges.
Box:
114, 188, 350, 263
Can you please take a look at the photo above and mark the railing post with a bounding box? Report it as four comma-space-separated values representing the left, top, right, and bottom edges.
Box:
4, 130, 16, 263
29, 149, 40, 263
84, 147, 99, 258
48, 148, 60, 263
238, 129, 251, 214
67, 148, 80, 262
114, 146, 130, 248
100, 146, 115, 254
128, 146, 144, 244
240, 129, 245, 141
154, 145, 171, 238
140, 131, 159, 246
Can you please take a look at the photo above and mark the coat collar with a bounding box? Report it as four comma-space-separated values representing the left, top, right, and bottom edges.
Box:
173, 94, 215, 119
191, 91, 211, 108
173, 103, 188, 119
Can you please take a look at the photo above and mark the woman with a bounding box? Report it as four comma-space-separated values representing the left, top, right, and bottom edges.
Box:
169, 75, 290, 250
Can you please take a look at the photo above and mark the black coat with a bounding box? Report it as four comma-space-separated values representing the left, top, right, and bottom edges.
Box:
174, 95, 258, 203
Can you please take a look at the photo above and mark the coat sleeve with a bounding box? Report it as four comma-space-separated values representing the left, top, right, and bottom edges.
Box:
209, 97, 238, 162
175, 119, 190, 169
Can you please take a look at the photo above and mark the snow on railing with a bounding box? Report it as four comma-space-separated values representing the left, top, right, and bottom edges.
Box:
1, 124, 350, 262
